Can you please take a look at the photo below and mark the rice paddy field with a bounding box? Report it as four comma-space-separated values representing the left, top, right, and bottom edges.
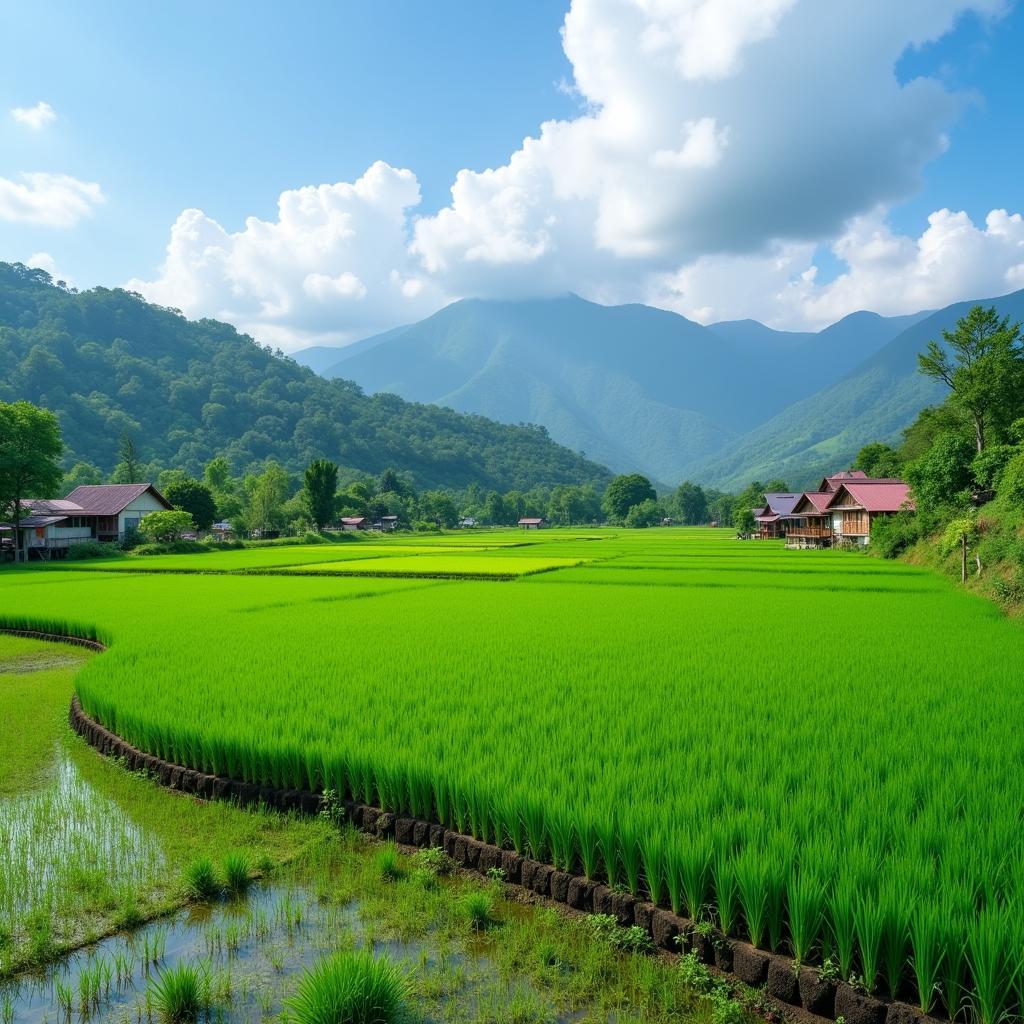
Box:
3, 527, 1024, 1021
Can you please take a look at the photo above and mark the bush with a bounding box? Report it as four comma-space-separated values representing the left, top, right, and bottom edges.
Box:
869, 510, 922, 559
972, 445, 1016, 491
133, 540, 210, 556
462, 890, 494, 931
998, 452, 1024, 507
287, 951, 410, 1024
65, 541, 118, 561
139, 509, 195, 543
148, 962, 210, 1022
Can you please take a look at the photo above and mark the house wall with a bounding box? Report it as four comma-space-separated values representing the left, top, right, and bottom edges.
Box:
118, 493, 168, 537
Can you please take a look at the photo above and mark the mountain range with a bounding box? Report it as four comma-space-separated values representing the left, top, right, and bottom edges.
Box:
295, 292, 1011, 489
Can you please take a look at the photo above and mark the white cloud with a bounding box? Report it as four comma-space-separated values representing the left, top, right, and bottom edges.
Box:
0, 172, 104, 227
136, 0, 1018, 347
650, 207, 1024, 329
10, 101, 56, 131
129, 161, 446, 346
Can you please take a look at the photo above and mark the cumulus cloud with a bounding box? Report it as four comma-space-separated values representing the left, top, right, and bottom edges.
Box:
10, 101, 56, 130
0, 172, 104, 227
650, 207, 1024, 328
129, 161, 446, 346
136, 0, 1019, 347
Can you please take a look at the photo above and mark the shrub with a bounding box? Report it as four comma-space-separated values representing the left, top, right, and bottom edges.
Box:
413, 847, 453, 876
869, 510, 921, 559
998, 452, 1024, 507
139, 510, 195, 544
148, 962, 210, 1022
183, 857, 219, 900
65, 540, 118, 561
133, 540, 210, 556
221, 852, 251, 896
286, 951, 409, 1024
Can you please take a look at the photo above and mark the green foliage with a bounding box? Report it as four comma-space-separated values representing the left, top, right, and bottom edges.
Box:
0, 400, 64, 561
602, 474, 656, 522
673, 481, 708, 525
64, 540, 120, 561
918, 305, 1024, 453
138, 510, 195, 543
462, 891, 494, 931
148, 961, 211, 1022
971, 445, 1015, 491
854, 442, 903, 478
867, 511, 921, 559
164, 478, 217, 531
287, 951, 409, 1024
304, 459, 339, 530
624, 498, 662, 528
733, 507, 756, 535
111, 433, 143, 485
904, 432, 974, 519
0, 262, 609, 492
221, 851, 251, 896
999, 451, 1024, 506
376, 844, 405, 882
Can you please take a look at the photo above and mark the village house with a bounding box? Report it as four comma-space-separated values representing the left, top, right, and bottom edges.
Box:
754, 493, 803, 539
783, 491, 834, 549
825, 481, 913, 546
518, 517, 546, 530
1, 483, 172, 560
339, 516, 367, 531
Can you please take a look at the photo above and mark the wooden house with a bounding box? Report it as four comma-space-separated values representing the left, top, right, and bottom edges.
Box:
783, 492, 834, 548
754, 493, 802, 539
518, 517, 546, 530
340, 516, 367, 531
825, 482, 913, 546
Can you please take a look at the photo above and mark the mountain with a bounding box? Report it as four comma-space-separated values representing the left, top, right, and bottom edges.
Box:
292, 324, 411, 373
694, 289, 1024, 490
0, 262, 610, 492
318, 295, 920, 484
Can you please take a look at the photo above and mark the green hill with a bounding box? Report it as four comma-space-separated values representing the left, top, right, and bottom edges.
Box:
693, 289, 1024, 490
0, 262, 610, 491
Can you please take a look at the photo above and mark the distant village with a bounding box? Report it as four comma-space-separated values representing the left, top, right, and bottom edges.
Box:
752, 471, 912, 548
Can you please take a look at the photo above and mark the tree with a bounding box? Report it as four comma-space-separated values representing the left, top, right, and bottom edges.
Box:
62, 461, 103, 490
733, 507, 756, 536
245, 461, 291, 536
854, 442, 903, 479
905, 432, 975, 519
603, 474, 656, 522
111, 432, 143, 483
377, 468, 413, 499
918, 305, 1024, 453
138, 509, 194, 543
203, 456, 233, 494
674, 481, 708, 525
0, 401, 64, 562
942, 513, 980, 584
624, 498, 662, 528
303, 458, 339, 530
419, 490, 459, 528
482, 491, 509, 526
164, 477, 218, 531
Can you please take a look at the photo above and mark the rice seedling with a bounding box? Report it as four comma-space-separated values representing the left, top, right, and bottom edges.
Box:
286, 950, 410, 1024
910, 901, 944, 1014
462, 891, 495, 931
183, 857, 220, 900
376, 844, 405, 882
787, 872, 823, 964
148, 961, 210, 1022
221, 852, 251, 897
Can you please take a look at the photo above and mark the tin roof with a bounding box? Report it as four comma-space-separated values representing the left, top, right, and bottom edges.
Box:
763, 492, 803, 516
518, 517, 544, 524
793, 491, 833, 514
63, 483, 170, 516
827, 482, 913, 513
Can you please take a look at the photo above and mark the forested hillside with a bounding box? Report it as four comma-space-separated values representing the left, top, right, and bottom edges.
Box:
0, 263, 610, 491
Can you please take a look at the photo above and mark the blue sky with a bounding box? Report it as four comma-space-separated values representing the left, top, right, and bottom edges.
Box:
2, 2, 1023, 342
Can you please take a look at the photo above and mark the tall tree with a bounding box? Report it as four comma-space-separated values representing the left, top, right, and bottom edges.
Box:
0, 401, 64, 562
918, 305, 1024, 453
303, 459, 339, 530
245, 461, 291, 536
203, 456, 233, 494
602, 474, 657, 522
112, 432, 143, 483
164, 477, 218, 531
674, 481, 708, 525
854, 442, 903, 479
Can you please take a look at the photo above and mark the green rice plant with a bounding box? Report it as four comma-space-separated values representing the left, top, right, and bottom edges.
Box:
639, 832, 666, 906
521, 799, 547, 863
734, 849, 768, 948
376, 844, 405, 882
678, 844, 710, 922
286, 951, 409, 1024
940, 920, 968, 1022
575, 813, 601, 880
967, 906, 1016, 1024
221, 852, 251, 896
827, 874, 858, 981
765, 872, 786, 953
665, 851, 684, 916
909, 901, 944, 1013
787, 871, 823, 964
880, 878, 911, 999
547, 812, 576, 873
711, 849, 740, 937
148, 961, 211, 1022
183, 856, 219, 900
462, 890, 494, 932
855, 896, 885, 994
621, 835, 643, 897
596, 818, 620, 889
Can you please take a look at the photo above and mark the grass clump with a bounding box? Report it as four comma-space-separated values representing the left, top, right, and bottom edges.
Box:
462, 890, 494, 932
376, 844, 405, 882
183, 857, 219, 900
413, 847, 453, 876
287, 950, 410, 1024
222, 851, 252, 896
148, 961, 211, 1022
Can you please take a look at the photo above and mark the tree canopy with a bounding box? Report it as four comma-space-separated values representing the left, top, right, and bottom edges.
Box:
304, 459, 339, 530
163, 477, 218, 531
602, 474, 657, 522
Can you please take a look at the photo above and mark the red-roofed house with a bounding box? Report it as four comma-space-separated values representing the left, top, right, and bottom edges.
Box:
826, 482, 913, 546
818, 470, 869, 493
783, 492, 834, 549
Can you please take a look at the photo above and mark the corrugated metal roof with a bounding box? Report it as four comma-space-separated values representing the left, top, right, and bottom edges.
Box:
794, 491, 833, 514
763, 492, 803, 516
17, 515, 70, 528
63, 484, 169, 516
827, 482, 913, 513
21, 498, 83, 514
756, 513, 781, 523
